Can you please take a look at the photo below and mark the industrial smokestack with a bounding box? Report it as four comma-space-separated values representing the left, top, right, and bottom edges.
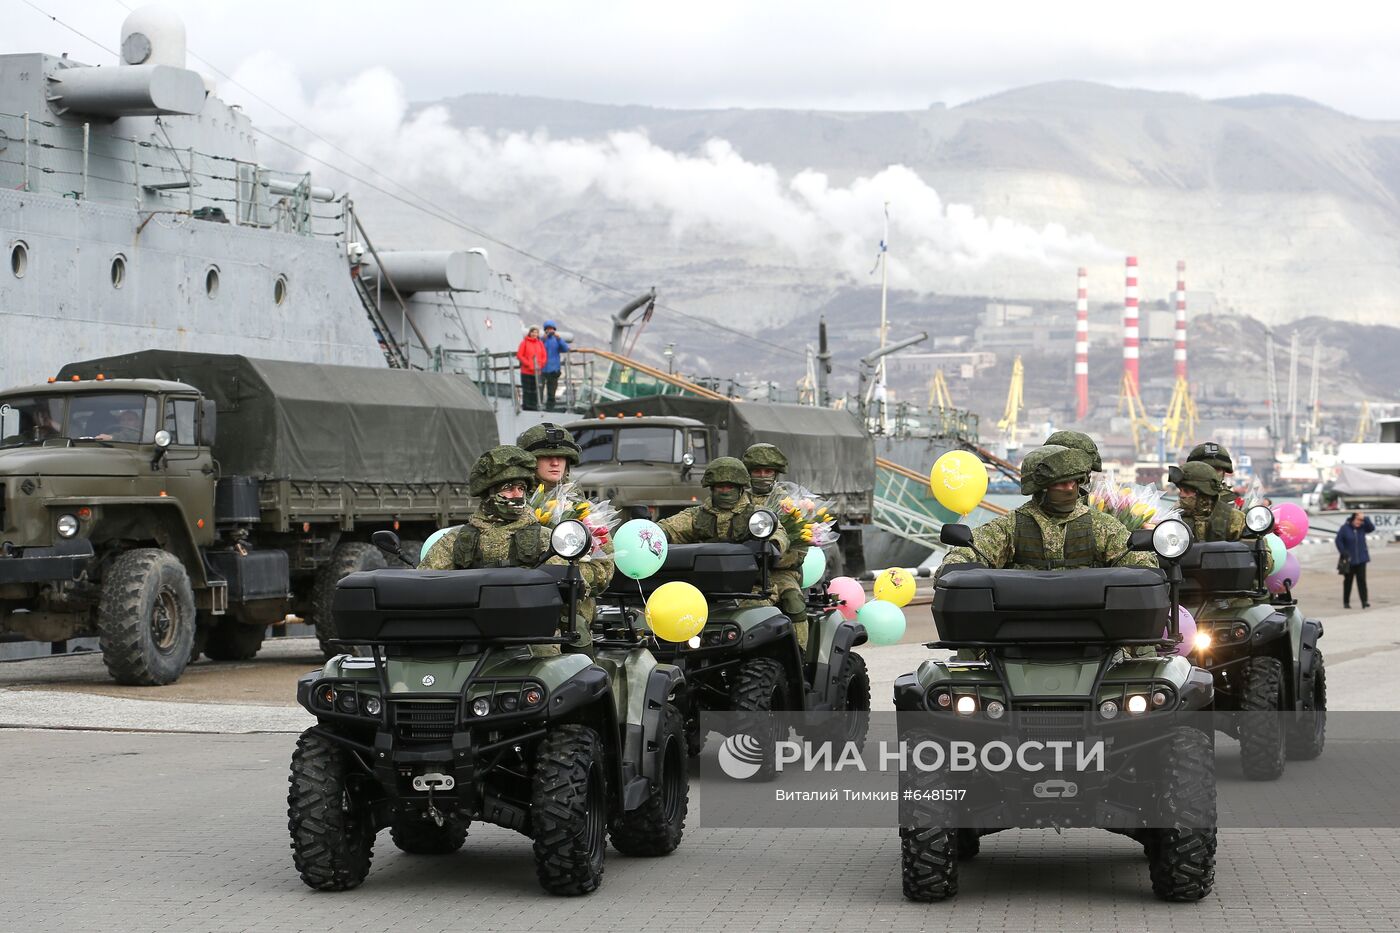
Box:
1175, 260, 1187, 381
1123, 256, 1140, 390
1075, 267, 1089, 421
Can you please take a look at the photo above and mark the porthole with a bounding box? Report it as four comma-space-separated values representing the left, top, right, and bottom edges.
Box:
111, 254, 126, 288
10, 241, 27, 278
205, 265, 220, 298
273, 274, 288, 306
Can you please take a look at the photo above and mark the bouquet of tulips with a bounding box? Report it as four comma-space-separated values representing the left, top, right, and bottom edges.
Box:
768, 482, 839, 547
528, 482, 620, 557
1087, 476, 1180, 532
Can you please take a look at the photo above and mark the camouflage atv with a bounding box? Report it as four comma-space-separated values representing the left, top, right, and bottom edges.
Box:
894, 520, 1217, 903
1183, 505, 1326, 780
287, 522, 689, 896
600, 509, 871, 772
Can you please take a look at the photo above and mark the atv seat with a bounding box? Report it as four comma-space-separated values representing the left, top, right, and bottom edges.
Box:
333, 568, 563, 642
933, 567, 1168, 643
605, 543, 760, 598
1179, 541, 1265, 598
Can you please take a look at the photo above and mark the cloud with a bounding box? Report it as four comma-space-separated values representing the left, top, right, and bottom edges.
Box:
228, 60, 1113, 290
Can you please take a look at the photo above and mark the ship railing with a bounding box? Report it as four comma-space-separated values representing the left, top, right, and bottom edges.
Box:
873, 456, 1007, 550
0, 109, 347, 240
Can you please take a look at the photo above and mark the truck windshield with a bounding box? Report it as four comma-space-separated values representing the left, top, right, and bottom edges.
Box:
573, 426, 681, 463
0, 393, 157, 446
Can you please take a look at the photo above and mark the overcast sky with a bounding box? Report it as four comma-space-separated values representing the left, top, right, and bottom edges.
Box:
11, 0, 1400, 120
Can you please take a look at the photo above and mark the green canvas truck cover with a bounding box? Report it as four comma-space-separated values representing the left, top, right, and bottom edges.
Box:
592, 396, 874, 502
58, 351, 496, 483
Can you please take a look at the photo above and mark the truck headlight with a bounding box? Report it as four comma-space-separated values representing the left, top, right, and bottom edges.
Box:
56, 514, 79, 538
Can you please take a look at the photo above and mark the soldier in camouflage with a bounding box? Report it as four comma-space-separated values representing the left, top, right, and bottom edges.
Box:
516, 422, 614, 626
941, 445, 1158, 571
1186, 441, 1241, 537
742, 443, 811, 650
1174, 461, 1246, 542
1044, 429, 1103, 473
658, 456, 792, 616
420, 445, 589, 653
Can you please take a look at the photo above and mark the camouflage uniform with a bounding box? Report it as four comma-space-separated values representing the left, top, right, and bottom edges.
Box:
1175, 460, 1246, 543
658, 457, 793, 628
1044, 430, 1103, 473
516, 422, 614, 626
1186, 442, 1240, 536
941, 446, 1158, 572
743, 443, 810, 649
420, 445, 587, 654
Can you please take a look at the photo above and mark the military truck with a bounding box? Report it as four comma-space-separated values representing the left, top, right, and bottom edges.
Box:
0, 350, 495, 685
569, 396, 875, 572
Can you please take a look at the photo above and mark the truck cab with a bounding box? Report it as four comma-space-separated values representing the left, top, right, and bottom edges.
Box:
568, 416, 716, 519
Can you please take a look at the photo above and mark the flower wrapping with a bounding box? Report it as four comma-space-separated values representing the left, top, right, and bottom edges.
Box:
528, 482, 620, 557
1087, 476, 1180, 531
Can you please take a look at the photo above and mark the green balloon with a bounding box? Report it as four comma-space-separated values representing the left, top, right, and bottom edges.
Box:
1263, 533, 1287, 577
856, 599, 906, 646
801, 547, 827, 589
614, 519, 669, 580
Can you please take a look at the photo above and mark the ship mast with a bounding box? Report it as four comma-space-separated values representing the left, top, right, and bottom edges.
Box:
876, 202, 890, 432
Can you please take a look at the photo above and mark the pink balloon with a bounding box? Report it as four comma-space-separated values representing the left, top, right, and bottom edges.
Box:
1265, 551, 1302, 594
827, 576, 867, 621
1172, 605, 1197, 657
1271, 502, 1310, 549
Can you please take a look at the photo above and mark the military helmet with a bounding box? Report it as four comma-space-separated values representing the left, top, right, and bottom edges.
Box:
701, 457, 751, 488
469, 445, 538, 497
516, 422, 580, 465
1043, 430, 1102, 472
1176, 461, 1224, 497
1187, 442, 1234, 473
742, 443, 788, 474
1019, 445, 1093, 496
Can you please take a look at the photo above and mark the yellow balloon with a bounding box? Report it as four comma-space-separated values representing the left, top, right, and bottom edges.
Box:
929, 450, 989, 516
873, 567, 916, 608
645, 581, 709, 643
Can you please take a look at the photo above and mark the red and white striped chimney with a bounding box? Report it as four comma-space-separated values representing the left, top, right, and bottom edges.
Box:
1075, 267, 1089, 420
1123, 256, 1140, 390
1174, 260, 1187, 381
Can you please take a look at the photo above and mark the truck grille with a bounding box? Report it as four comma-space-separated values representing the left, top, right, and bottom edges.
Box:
393, 701, 457, 744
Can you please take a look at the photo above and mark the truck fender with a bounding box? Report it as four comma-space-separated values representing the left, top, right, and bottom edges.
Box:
89, 500, 208, 588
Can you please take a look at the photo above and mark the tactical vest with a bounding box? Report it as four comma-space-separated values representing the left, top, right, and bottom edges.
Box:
1206, 496, 1235, 541
693, 506, 756, 543
1012, 510, 1096, 570
450, 522, 545, 569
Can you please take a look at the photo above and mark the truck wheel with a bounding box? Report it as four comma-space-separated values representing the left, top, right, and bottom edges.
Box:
1148, 726, 1216, 901
312, 542, 386, 657
390, 815, 468, 854
190, 620, 212, 663
729, 658, 790, 782
97, 548, 196, 686
288, 729, 375, 891
532, 724, 608, 895
1238, 656, 1286, 780
1287, 648, 1327, 760
610, 704, 689, 857
203, 620, 267, 661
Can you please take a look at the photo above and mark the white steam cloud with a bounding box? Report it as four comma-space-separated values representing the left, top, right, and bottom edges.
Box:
226, 57, 1112, 288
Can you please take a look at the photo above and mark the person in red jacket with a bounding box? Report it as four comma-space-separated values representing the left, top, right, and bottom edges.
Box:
517, 326, 547, 411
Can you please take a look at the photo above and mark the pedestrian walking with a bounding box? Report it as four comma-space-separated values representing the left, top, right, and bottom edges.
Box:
517, 326, 546, 411
1335, 511, 1375, 609
540, 320, 570, 411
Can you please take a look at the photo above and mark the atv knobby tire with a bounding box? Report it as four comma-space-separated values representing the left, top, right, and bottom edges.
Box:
203, 620, 267, 661
288, 729, 375, 891
312, 542, 386, 656
1287, 648, 1327, 760
1239, 656, 1286, 780
811, 651, 872, 749
1148, 726, 1217, 902
901, 827, 959, 901
390, 815, 469, 854
684, 715, 706, 758
610, 704, 689, 856
531, 724, 608, 896
98, 548, 196, 685
729, 657, 791, 782
956, 828, 981, 860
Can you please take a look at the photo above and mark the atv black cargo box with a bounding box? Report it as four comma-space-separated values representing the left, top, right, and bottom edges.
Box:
332, 568, 562, 641
607, 543, 760, 597
1179, 541, 1262, 597
933, 567, 1169, 643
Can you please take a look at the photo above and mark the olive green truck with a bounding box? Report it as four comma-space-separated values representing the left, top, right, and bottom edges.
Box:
0, 350, 495, 685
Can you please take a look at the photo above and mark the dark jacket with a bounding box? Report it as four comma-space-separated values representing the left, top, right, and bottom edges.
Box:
1336, 518, 1375, 566
517, 336, 546, 376
542, 333, 570, 373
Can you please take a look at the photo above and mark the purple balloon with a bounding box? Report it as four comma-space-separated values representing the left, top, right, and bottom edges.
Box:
1266, 551, 1302, 594
1173, 605, 1197, 657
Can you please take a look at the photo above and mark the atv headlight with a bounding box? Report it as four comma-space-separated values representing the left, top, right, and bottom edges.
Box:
1193, 631, 1212, 652
470, 697, 492, 717
55, 513, 79, 538
1126, 694, 1148, 715
363, 696, 382, 716
748, 509, 777, 540
1245, 505, 1274, 534
1151, 519, 1191, 560
550, 519, 591, 560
